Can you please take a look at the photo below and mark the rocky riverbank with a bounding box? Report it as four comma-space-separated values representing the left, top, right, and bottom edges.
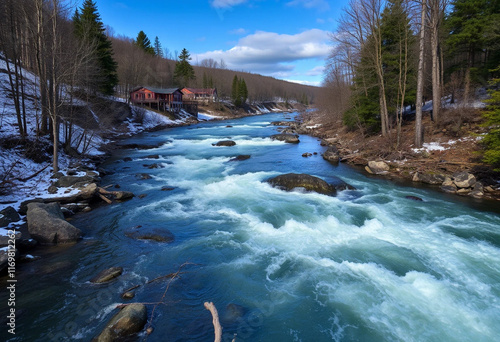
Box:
282, 114, 500, 203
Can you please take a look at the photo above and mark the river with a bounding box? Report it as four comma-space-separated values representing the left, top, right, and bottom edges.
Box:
3, 112, 500, 341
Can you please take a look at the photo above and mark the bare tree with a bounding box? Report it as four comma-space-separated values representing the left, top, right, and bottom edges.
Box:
415, 0, 427, 148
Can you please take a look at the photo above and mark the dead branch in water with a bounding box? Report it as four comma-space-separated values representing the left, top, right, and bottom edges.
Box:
204, 302, 222, 342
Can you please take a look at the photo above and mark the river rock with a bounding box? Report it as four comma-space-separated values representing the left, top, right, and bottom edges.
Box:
27, 203, 82, 244
161, 186, 175, 191
122, 291, 135, 299
452, 171, 476, 188
440, 184, 458, 193
366, 161, 390, 174
214, 140, 236, 147
0, 206, 21, 227
267, 173, 336, 195
222, 303, 245, 324
322, 146, 340, 163
54, 175, 95, 188
270, 133, 300, 143
118, 143, 162, 150
91, 267, 123, 283
302, 153, 312, 157
93, 303, 147, 342
405, 195, 423, 201
123, 157, 133, 162
136, 173, 152, 180
412, 172, 446, 185
229, 155, 251, 162
145, 154, 160, 159
125, 226, 175, 243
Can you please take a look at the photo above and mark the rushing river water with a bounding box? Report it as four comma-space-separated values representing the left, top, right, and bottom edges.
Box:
3, 112, 500, 342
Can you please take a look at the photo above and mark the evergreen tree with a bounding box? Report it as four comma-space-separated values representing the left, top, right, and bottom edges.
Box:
73, 0, 118, 95
446, 0, 500, 81
380, 0, 416, 119
239, 78, 248, 105
135, 31, 155, 55
153, 36, 163, 57
231, 75, 240, 106
173, 48, 195, 88
482, 65, 500, 169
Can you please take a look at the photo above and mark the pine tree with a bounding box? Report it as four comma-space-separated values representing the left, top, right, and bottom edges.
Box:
482, 66, 500, 169
239, 78, 248, 106
73, 0, 118, 95
153, 36, 163, 57
173, 48, 195, 88
446, 0, 500, 87
231, 75, 241, 107
135, 31, 155, 55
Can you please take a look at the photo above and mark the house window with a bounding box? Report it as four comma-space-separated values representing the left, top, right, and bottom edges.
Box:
135, 94, 138, 99
147, 93, 151, 99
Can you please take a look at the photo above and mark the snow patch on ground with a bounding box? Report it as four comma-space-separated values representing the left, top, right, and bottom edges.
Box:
198, 112, 223, 121
411, 136, 484, 153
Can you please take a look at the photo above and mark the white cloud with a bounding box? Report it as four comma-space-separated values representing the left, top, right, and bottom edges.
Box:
194, 29, 330, 77
211, 0, 248, 8
229, 28, 248, 35
286, 0, 330, 11
306, 65, 325, 76
285, 79, 321, 86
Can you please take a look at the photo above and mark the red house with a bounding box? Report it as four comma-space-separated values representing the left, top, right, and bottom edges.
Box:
130, 87, 183, 112
181, 88, 218, 103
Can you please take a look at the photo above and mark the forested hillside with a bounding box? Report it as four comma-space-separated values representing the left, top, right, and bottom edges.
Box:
317, 0, 500, 167
111, 34, 318, 104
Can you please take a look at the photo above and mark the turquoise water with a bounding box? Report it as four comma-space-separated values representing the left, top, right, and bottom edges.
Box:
3, 112, 500, 341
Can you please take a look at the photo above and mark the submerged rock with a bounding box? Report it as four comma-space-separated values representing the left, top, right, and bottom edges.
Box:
222, 303, 246, 324
93, 303, 147, 342
136, 173, 152, 180
125, 226, 174, 243
405, 195, 423, 201
91, 267, 123, 283
270, 133, 299, 143
27, 203, 82, 244
302, 152, 312, 157
267, 173, 336, 195
229, 155, 251, 162
213, 140, 236, 147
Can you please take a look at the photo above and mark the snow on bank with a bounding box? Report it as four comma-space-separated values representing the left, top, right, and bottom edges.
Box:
411, 136, 484, 153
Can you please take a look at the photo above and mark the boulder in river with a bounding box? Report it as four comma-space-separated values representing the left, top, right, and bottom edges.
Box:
267, 173, 336, 195
91, 267, 123, 283
92, 303, 147, 342
213, 140, 236, 147
136, 173, 152, 180
322, 146, 340, 163
270, 133, 299, 143
125, 226, 175, 243
27, 202, 82, 244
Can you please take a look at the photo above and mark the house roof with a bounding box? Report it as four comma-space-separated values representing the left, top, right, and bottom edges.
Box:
181, 88, 217, 95
131, 87, 181, 94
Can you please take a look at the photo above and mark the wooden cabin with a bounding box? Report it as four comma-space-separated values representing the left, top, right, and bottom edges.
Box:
181, 88, 218, 103
130, 87, 183, 113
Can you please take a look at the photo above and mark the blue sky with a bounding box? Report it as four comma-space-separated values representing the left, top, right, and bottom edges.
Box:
88, 0, 349, 86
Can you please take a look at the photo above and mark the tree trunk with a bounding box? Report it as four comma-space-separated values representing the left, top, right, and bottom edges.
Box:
415, 0, 427, 148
